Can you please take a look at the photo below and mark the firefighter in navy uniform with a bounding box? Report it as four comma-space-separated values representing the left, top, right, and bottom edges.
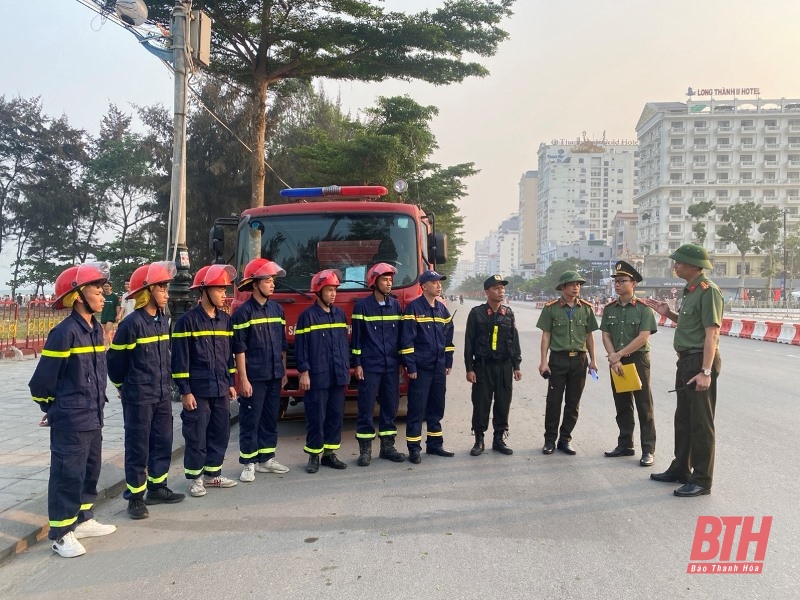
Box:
464, 275, 522, 456
351, 263, 406, 466
108, 261, 185, 520
400, 269, 456, 464
296, 270, 351, 473
232, 259, 290, 482
171, 264, 239, 498
29, 262, 117, 558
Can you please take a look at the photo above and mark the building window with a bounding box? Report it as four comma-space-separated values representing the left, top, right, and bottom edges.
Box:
717, 154, 730, 163
670, 173, 681, 181
739, 190, 752, 197
764, 189, 776, 197
741, 172, 753, 180
765, 119, 778, 127
718, 120, 731, 128
670, 190, 682, 197
716, 190, 728, 198
717, 138, 730, 145
788, 189, 800, 197
669, 224, 682, 232
692, 173, 706, 181
692, 190, 706, 198
718, 172, 729, 180
736, 263, 751, 275
669, 207, 682, 216
693, 137, 707, 147
694, 121, 707, 128
742, 119, 754, 127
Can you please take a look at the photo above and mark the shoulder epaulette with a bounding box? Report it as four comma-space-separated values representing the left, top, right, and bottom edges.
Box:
604, 298, 617, 307
544, 299, 559, 306
700, 281, 709, 290
578, 298, 594, 308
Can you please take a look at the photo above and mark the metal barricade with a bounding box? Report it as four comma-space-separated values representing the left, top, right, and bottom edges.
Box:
0, 301, 19, 354
23, 300, 67, 356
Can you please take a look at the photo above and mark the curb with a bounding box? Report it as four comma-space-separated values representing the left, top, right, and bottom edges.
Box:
0, 403, 239, 565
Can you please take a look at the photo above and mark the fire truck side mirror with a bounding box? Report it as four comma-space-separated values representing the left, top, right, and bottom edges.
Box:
428, 232, 448, 265
209, 224, 225, 262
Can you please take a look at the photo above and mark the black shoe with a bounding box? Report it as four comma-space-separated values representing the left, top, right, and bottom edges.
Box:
492, 441, 513, 455
408, 449, 421, 464
542, 442, 555, 455
639, 452, 654, 467
650, 471, 687, 483
556, 439, 577, 455
470, 433, 485, 457
604, 446, 635, 457
306, 454, 320, 473
128, 497, 149, 520
144, 486, 186, 505
426, 446, 455, 457
673, 483, 711, 497
321, 453, 348, 469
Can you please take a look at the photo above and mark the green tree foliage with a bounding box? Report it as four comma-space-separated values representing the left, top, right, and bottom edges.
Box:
757, 207, 783, 295
146, 0, 515, 208
687, 200, 714, 244
717, 201, 763, 296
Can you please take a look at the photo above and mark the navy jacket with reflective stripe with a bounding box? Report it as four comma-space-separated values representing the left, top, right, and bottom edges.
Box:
171, 304, 235, 397
351, 294, 401, 373
231, 296, 287, 381
107, 308, 172, 404
400, 295, 455, 374
28, 311, 107, 431
295, 303, 350, 388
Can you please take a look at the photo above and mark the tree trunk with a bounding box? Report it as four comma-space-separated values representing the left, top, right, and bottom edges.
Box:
250, 76, 268, 208
739, 252, 747, 300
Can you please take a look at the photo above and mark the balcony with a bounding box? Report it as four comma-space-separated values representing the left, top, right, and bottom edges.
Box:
790, 125, 800, 132
717, 144, 732, 149
670, 128, 686, 134
692, 161, 709, 168
790, 143, 800, 149
765, 143, 781, 149
669, 144, 685, 151
693, 145, 709, 151
766, 125, 781, 132
765, 160, 779, 167
694, 126, 709, 133
742, 144, 756, 149
718, 126, 732, 132
740, 161, 755, 167
669, 162, 685, 169
742, 125, 757, 132
668, 231, 684, 238
789, 160, 800, 166
716, 161, 732, 168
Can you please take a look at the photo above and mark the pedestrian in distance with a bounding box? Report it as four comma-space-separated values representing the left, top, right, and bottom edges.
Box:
100, 281, 122, 349
29, 262, 117, 558
232, 259, 291, 482
400, 269, 456, 464
120, 278, 136, 321
171, 264, 239, 498
536, 270, 599, 455
351, 263, 406, 466
645, 244, 723, 497
296, 269, 351, 473
107, 261, 186, 520
600, 261, 658, 467
464, 275, 522, 456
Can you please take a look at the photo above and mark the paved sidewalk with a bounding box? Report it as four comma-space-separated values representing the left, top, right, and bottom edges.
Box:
0, 355, 238, 564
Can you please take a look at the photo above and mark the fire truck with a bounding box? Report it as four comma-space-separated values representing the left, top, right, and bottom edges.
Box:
209, 184, 447, 416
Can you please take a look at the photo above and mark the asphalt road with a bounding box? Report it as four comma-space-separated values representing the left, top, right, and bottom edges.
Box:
0, 300, 797, 599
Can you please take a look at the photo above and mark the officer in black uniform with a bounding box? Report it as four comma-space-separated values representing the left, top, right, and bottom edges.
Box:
464, 275, 522, 456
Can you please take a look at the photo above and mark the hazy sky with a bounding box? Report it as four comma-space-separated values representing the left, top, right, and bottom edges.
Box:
3, 0, 800, 269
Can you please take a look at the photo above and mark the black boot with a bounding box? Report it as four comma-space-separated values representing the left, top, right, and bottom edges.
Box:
470, 432, 485, 456
379, 436, 406, 462
306, 454, 320, 473
357, 438, 373, 467
492, 430, 513, 455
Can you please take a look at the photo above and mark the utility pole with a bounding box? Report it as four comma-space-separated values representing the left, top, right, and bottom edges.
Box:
167, 0, 193, 319
784, 209, 788, 307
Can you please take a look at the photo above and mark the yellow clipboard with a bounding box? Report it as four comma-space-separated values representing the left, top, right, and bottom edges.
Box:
611, 362, 643, 393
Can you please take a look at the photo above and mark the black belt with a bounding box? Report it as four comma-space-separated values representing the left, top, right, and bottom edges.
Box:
677, 348, 704, 357
551, 350, 584, 357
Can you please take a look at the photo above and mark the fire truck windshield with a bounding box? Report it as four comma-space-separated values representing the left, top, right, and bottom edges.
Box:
237, 213, 420, 291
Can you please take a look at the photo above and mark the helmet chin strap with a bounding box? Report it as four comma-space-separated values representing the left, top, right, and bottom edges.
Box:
373, 285, 391, 302
202, 287, 225, 311
316, 291, 334, 309
254, 279, 271, 300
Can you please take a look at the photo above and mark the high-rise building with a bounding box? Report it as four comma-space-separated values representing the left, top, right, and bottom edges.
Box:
518, 171, 539, 270
635, 96, 800, 279
536, 139, 638, 272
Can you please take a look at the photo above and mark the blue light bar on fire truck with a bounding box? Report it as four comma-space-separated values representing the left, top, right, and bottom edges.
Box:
279, 185, 388, 199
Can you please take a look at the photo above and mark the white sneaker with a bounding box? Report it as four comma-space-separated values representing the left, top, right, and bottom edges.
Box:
73, 519, 116, 539
240, 463, 256, 482
52, 531, 86, 558
255, 458, 289, 474
189, 477, 206, 497
204, 475, 238, 488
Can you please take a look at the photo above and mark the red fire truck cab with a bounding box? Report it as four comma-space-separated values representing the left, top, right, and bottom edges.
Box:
209, 185, 447, 417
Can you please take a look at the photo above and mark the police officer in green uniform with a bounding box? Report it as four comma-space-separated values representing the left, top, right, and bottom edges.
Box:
600, 261, 658, 467
645, 244, 723, 497
464, 275, 522, 456
536, 271, 599, 455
